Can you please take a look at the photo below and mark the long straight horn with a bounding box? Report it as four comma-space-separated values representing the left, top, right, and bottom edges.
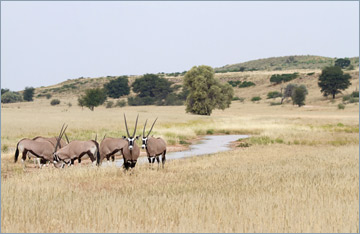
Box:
124, 114, 130, 137
55, 124, 67, 152
132, 114, 139, 137
143, 119, 148, 137
147, 117, 158, 137
65, 133, 70, 144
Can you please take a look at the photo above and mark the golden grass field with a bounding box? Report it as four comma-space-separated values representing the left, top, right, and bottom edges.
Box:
1, 69, 359, 233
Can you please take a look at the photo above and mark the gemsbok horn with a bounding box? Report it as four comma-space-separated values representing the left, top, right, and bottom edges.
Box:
121, 113, 141, 170
142, 118, 167, 168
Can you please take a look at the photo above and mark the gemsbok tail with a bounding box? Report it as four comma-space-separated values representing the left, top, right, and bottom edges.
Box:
14, 141, 20, 163
92, 140, 101, 166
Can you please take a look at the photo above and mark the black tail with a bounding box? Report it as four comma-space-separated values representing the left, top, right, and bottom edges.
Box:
92, 140, 101, 166
14, 141, 20, 163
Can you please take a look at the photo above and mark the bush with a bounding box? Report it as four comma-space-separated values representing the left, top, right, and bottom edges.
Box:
267, 91, 282, 99
103, 76, 130, 98
307, 72, 315, 76
351, 91, 359, 97
239, 81, 255, 88
292, 87, 306, 107
270, 73, 299, 84
227, 81, 241, 87
115, 100, 127, 107
105, 101, 114, 108
50, 99, 60, 106
251, 96, 261, 102
46, 94, 52, 99
270, 102, 282, 106
23, 87, 35, 101
1, 91, 23, 103
338, 103, 345, 109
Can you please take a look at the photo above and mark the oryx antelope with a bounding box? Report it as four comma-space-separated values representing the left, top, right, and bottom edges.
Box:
30, 136, 67, 167
121, 114, 141, 170
14, 125, 68, 169
67, 134, 97, 166
142, 118, 167, 168
99, 136, 127, 166
53, 128, 100, 167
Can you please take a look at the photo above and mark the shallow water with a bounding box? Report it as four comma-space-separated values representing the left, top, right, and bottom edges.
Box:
112, 134, 249, 167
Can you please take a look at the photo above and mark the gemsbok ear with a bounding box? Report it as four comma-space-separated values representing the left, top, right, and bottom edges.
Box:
135, 136, 139, 140
122, 136, 126, 139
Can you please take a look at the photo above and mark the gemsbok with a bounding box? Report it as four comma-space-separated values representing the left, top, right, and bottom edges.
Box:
142, 118, 167, 168
14, 124, 68, 169
99, 136, 127, 166
121, 114, 141, 170
53, 128, 100, 167
30, 136, 67, 167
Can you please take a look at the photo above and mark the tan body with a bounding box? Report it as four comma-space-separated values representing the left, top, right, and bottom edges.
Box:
15, 138, 57, 168
122, 141, 140, 170
99, 137, 127, 165
54, 140, 99, 165
29, 136, 67, 166
144, 137, 167, 168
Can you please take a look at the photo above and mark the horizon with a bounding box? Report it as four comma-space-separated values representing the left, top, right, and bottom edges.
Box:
1, 1, 359, 91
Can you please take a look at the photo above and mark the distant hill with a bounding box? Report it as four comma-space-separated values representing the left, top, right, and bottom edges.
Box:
29, 55, 359, 100
215, 55, 359, 73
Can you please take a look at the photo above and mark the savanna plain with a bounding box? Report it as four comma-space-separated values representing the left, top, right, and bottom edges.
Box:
1, 69, 359, 233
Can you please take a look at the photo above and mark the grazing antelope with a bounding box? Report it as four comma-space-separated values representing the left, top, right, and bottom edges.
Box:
121, 114, 141, 170
53, 128, 100, 167
30, 136, 67, 167
99, 136, 127, 166
14, 125, 68, 169
142, 118, 167, 168
66, 134, 96, 166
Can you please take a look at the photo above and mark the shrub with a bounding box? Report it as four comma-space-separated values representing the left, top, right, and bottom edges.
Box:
23, 87, 35, 101
238, 81, 255, 88
267, 91, 282, 99
292, 87, 306, 107
1, 144, 9, 153
251, 96, 261, 102
115, 100, 127, 107
270, 73, 299, 84
338, 103, 345, 109
50, 99, 60, 106
103, 76, 130, 98
351, 91, 359, 97
1, 91, 23, 103
307, 72, 315, 76
227, 81, 241, 87
106, 101, 114, 108
46, 94, 52, 99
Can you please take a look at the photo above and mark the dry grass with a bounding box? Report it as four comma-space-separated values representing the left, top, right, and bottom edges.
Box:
1, 88, 359, 232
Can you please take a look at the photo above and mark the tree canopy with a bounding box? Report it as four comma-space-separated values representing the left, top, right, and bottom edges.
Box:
131, 74, 174, 105
334, 58, 351, 68
103, 76, 130, 98
318, 66, 351, 99
184, 65, 234, 116
23, 87, 35, 101
78, 88, 107, 111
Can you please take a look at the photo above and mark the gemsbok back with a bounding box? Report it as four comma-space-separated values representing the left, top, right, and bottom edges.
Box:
121, 114, 141, 170
142, 118, 167, 168
53, 128, 100, 167
14, 124, 68, 169
99, 135, 127, 166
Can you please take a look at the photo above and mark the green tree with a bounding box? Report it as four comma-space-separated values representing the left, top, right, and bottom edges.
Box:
103, 76, 130, 98
335, 58, 351, 68
78, 88, 107, 111
184, 65, 234, 116
292, 86, 307, 107
23, 87, 35, 101
131, 74, 174, 105
1, 88, 9, 95
318, 66, 351, 99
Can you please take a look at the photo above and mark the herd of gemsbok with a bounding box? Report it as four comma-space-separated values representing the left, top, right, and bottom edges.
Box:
14, 114, 167, 170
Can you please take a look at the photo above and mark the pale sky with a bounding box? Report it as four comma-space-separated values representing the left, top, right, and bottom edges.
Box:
1, 1, 359, 91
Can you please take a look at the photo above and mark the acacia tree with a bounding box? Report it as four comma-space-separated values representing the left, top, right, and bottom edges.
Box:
103, 76, 130, 98
23, 87, 35, 101
318, 66, 351, 99
78, 88, 107, 111
184, 65, 234, 116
